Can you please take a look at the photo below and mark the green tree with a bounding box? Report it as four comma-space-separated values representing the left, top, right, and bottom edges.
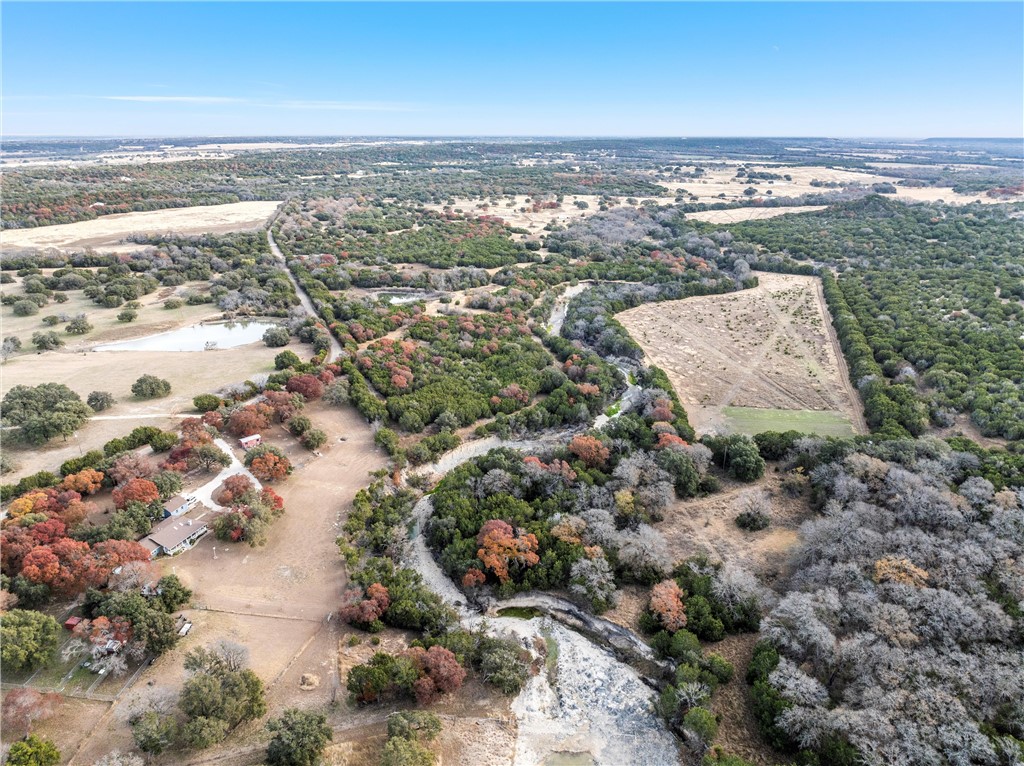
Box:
6, 735, 60, 766
1, 384, 92, 445
265, 708, 333, 766
301, 429, 327, 450
87, 390, 115, 412
12, 300, 39, 317
30, 331, 63, 351
66, 317, 94, 335
181, 716, 230, 749
263, 327, 291, 348
0, 611, 60, 672
193, 394, 222, 412
131, 711, 177, 757
188, 443, 232, 472
132, 375, 172, 399
117, 309, 138, 323
275, 350, 302, 370
156, 574, 193, 612
380, 738, 435, 766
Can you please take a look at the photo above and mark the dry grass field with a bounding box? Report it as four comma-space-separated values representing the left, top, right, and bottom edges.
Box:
425, 194, 610, 238
619, 272, 865, 437
684, 205, 827, 223
654, 164, 1005, 206
0, 201, 280, 252
0, 342, 282, 480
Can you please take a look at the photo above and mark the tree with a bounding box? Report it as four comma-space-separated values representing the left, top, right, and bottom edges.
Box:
1, 335, 22, 361
131, 375, 171, 399
286, 374, 324, 400
227, 405, 270, 437
0, 610, 60, 671
12, 299, 39, 316
156, 574, 193, 612
476, 520, 540, 584
61, 468, 104, 495
301, 429, 327, 450
108, 453, 155, 484
66, 317, 93, 335
1, 383, 91, 444
87, 391, 115, 412
381, 738, 435, 766
407, 645, 466, 704
381, 711, 441, 766
244, 445, 292, 482
6, 735, 60, 766
30, 331, 63, 351
181, 716, 230, 749
265, 708, 333, 766
274, 350, 302, 370
287, 415, 312, 436
193, 394, 222, 412
650, 579, 687, 631
568, 434, 610, 469
112, 478, 160, 509
1, 689, 60, 736
131, 710, 177, 757
117, 309, 138, 323
187, 443, 231, 472
263, 327, 291, 348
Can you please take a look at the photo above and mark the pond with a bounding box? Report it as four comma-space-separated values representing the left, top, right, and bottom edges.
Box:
95, 320, 280, 352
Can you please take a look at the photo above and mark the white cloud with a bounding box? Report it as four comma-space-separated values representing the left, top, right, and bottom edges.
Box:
102, 96, 244, 104
271, 100, 418, 112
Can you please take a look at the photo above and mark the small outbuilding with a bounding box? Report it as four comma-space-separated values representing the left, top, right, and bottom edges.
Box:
162, 494, 197, 518
239, 434, 262, 450
64, 616, 83, 632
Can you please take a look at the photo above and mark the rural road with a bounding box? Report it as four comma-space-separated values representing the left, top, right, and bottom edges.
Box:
265, 211, 344, 361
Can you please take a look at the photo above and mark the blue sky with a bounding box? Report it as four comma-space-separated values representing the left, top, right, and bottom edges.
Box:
3, 2, 1022, 137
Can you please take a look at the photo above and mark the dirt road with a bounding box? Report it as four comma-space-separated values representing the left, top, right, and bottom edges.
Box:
266, 212, 344, 361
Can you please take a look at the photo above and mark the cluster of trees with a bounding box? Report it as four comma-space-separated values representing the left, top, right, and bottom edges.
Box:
130, 641, 266, 755
429, 412, 718, 602
1, 382, 93, 445
750, 441, 1024, 765
727, 197, 1024, 440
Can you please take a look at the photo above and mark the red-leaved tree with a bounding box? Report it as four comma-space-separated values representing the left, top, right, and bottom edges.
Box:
649, 579, 687, 631
476, 520, 540, 584
568, 435, 610, 469
111, 478, 159, 509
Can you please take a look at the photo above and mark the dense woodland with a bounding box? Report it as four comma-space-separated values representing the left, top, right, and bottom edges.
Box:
724, 197, 1024, 440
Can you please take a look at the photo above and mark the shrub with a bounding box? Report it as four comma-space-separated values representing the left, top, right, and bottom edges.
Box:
193, 394, 222, 412
131, 375, 171, 399
735, 510, 770, 531
263, 327, 291, 348
87, 391, 115, 411
12, 300, 39, 316
301, 429, 327, 450
682, 706, 718, 745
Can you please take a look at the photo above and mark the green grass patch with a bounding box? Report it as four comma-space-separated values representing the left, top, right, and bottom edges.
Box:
497, 606, 543, 620
604, 403, 621, 418
722, 406, 856, 437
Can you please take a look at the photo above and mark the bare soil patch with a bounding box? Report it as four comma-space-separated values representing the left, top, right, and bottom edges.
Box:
1, 201, 280, 253
659, 472, 812, 582
618, 273, 864, 437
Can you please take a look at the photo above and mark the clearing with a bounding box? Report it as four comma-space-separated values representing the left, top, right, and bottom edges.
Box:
1, 201, 280, 253
0, 342, 281, 481
684, 205, 827, 223
618, 272, 866, 437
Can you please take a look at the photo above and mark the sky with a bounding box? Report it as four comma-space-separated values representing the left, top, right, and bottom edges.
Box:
3, 2, 1022, 137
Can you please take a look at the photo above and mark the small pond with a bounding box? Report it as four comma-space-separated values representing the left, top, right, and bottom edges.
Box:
95, 320, 280, 352
372, 291, 433, 305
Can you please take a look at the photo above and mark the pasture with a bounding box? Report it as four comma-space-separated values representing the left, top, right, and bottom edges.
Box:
618, 272, 866, 437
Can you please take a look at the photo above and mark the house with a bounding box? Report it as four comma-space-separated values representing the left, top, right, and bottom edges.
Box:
162, 494, 198, 518
239, 434, 262, 450
141, 510, 210, 558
